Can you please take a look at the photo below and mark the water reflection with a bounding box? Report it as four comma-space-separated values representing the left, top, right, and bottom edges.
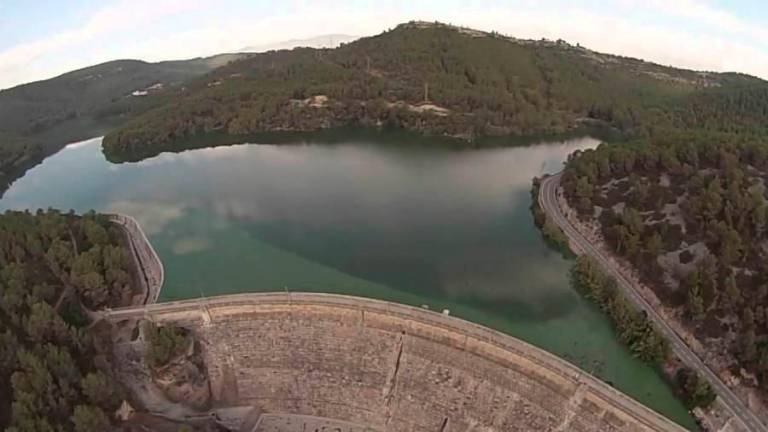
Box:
1, 137, 601, 321
0, 134, 696, 428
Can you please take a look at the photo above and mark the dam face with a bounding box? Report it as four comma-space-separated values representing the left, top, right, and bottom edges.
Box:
126, 293, 684, 432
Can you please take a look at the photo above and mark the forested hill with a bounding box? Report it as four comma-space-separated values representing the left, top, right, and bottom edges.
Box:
0, 53, 249, 196
102, 21, 768, 161
560, 136, 768, 401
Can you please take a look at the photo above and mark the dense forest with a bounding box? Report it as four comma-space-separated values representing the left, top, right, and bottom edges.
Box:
102, 21, 768, 162
562, 134, 768, 396
0, 209, 137, 431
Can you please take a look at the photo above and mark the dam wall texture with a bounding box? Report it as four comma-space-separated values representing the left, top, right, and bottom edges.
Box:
108, 213, 164, 304
108, 293, 685, 431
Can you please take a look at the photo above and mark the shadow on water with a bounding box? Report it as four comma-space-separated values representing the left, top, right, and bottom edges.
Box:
251, 224, 582, 323
104, 123, 623, 163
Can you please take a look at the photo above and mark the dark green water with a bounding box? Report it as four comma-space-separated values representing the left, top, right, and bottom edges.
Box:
0, 133, 696, 429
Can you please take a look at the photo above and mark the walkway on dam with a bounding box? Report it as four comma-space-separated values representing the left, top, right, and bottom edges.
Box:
103, 291, 686, 431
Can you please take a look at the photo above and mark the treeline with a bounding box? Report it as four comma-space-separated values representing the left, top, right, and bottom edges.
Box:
0, 209, 136, 431
562, 134, 768, 393
103, 22, 768, 162
570, 256, 668, 364
570, 256, 715, 408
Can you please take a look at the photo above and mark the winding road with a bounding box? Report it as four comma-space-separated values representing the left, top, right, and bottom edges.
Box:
539, 172, 767, 432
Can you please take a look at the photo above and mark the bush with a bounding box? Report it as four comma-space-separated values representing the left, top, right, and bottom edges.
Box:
676, 367, 716, 409
143, 321, 191, 368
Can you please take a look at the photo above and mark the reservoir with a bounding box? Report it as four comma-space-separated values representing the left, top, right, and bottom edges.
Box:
0, 132, 696, 429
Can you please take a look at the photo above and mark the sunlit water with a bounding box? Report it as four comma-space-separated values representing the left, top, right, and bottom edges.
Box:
0, 134, 696, 428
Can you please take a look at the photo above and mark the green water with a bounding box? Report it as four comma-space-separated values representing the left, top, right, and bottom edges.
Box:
0, 132, 696, 429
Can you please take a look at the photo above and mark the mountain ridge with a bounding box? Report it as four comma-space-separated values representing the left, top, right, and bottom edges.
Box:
101, 21, 768, 161
0, 53, 254, 195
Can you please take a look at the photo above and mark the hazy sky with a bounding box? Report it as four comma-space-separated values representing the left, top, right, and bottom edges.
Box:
1, 0, 767, 90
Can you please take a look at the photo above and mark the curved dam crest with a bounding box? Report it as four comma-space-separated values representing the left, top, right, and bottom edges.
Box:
107, 292, 685, 431
108, 213, 165, 304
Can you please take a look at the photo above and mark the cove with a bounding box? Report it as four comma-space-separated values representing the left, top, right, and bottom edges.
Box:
0, 132, 696, 429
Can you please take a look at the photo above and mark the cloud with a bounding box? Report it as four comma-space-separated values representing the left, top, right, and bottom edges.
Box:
106, 200, 185, 235
1, 0, 767, 90
0, 0, 200, 88
640, 0, 768, 46
116, 2, 768, 80
430, 4, 768, 78
171, 236, 211, 255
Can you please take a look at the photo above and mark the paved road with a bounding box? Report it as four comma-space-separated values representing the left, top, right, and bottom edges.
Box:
539, 172, 767, 432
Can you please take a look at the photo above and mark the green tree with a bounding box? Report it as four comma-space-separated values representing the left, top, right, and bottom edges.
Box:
76, 272, 108, 308
81, 371, 120, 410
575, 176, 594, 212
724, 272, 741, 310
24, 302, 71, 345
644, 231, 664, 260
685, 270, 706, 322
71, 405, 110, 432
677, 367, 716, 409
750, 188, 767, 237
143, 322, 190, 368
717, 224, 743, 266
83, 221, 108, 246
701, 179, 724, 224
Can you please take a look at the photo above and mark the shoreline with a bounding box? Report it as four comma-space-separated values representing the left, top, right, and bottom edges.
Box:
538, 172, 767, 432
102, 123, 619, 164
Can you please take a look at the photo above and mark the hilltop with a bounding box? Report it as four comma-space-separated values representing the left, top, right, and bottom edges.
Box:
102, 21, 768, 161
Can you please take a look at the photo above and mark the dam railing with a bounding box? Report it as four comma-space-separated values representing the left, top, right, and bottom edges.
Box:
104, 291, 684, 431
107, 213, 164, 304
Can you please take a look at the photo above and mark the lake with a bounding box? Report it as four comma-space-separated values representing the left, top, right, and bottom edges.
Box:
0, 131, 696, 429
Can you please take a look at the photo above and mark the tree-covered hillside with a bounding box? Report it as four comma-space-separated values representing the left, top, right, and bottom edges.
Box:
102, 21, 768, 162
562, 135, 768, 398
0, 210, 137, 431
0, 53, 249, 196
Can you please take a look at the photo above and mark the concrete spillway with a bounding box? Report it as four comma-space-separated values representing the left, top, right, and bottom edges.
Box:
107, 293, 685, 431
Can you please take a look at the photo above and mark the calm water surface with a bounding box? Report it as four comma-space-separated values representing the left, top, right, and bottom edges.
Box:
0, 134, 696, 429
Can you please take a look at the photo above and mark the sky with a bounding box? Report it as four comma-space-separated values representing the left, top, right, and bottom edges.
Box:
1, 0, 768, 90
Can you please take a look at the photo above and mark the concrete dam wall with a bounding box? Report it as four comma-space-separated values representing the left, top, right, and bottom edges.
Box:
108, 213, 164, 304
108, 293, 685, 431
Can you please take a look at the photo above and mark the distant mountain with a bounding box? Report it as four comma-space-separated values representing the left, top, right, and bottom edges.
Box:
0, 53, 250, 194
0, 34, 370, 193
238, 34, 359, 53
102, 21, 768, 162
